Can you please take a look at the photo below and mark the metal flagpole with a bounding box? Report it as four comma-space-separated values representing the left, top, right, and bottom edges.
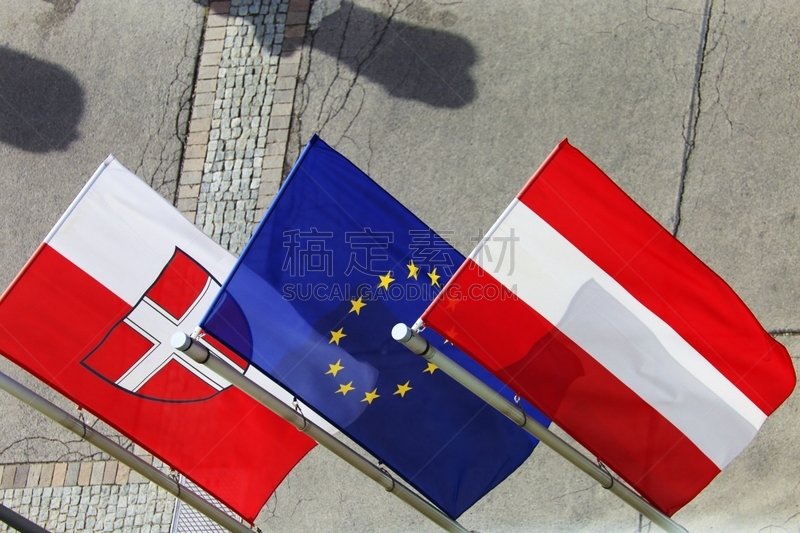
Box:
0, 371, 250, 533
391, 324, 689, 533
171, 332, 470, 533
0, 503, 52, 533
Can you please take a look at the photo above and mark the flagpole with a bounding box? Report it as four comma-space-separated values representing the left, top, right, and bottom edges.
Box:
391, 324, 689, 533
0, 503, 52, 533
0, 371, 251, 533
171, 332, 470, 533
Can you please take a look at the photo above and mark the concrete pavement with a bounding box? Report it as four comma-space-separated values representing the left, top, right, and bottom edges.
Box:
1, 0, 799, 532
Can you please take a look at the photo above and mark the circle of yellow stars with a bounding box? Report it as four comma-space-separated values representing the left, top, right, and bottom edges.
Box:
324, 260, 443, 405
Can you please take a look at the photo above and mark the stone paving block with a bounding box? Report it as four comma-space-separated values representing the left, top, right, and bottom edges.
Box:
188, 117, 212, 133
288, 0, 309, 11
102, 462, 117, 486
78, 462, 92, 486
192, 105, 213, 120
181, 171, 203, 186
260, 166, 282, 184
90, 463, 104, 486
186, 130, 210, 147
26, 464, 41, 487
270, 103, 292, 116
207, 13, 228, 28
127, 470, 147, 485
203, 38, 225, 57
273, 89, 294, 104
197, 65, 219, 80
114, 464, 129, 485
278, 46, 301, 64
182, 158, 205, 173
1, 465, 15, 488
200, 52, 223, 67
262, 155, 283, 169
179, 184, 201, 198
64, 463, 79, 487
39, 463, 54, 487
204, 25, 227, 42
51, 463, 66, 487
267, 128, 288, 143
184, 144, 208, 161
285, 11, 306, 25
195, 78, 218, 95
284, 25, 304, 39
275, 76, 296, 91
177, 198, 199, 212
13, 465, 28, 488
210, 0, 230, 14
277, 60, 299, 77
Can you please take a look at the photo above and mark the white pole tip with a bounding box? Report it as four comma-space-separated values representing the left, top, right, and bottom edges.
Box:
391, 323, 412, 343
171, 332, 192, 351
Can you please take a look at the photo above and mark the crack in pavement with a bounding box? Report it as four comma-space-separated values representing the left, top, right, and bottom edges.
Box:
315, 1, 405, 142
672, 0, 713, 237
769, 329, 800, 337
136, 6, 202, 201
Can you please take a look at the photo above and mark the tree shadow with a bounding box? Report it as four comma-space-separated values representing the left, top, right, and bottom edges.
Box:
311, 1, 478, 109
0, 47, 84, 152
193, 0, 479, 109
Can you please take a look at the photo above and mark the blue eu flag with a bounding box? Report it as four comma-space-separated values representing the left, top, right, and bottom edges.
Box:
200, 135, 546, 518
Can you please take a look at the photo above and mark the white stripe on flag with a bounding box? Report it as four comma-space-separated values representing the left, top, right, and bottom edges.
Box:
46, 158, 235, 305
473, 199, 765, 469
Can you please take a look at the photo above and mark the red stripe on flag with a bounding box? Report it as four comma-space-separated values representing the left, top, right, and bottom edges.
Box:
0, 245, 315, 522
518, 141, 793, 416
426, 260, 720, 516
0, 245, 131, 382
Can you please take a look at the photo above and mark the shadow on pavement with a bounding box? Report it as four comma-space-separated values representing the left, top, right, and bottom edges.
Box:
197, 0, 478, 109
312, 1, 478, 109
0, 47, 84, 152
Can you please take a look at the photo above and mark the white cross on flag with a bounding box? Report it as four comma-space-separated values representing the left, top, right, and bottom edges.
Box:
0, 157, 316, 523
81, 247, 244, 401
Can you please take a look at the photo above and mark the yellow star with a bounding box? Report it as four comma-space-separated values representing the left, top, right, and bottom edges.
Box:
349, 296, 367, 315
378, 271, 395, 290
423, 362, 438, 374
407, 260, 419, 280
329, 327, 347, 345
394, 381, 412, 398
428, 267, 441, 287
336, 381, 355, 396
326, 359, 344, 377
361, 388, 380, 404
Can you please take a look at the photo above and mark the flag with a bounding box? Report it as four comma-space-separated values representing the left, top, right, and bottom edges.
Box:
199, 135, 545, 519
0, 157, 316, 523
421, 139, 796, 516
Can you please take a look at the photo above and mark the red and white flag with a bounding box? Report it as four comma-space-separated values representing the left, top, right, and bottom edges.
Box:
0, 157, 316, 523
422, 140, 795, 516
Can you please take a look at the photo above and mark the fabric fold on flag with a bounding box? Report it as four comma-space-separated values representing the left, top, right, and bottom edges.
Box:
200, 135, 546, 519
421, 139, 796, 516
0, 157, 316, 523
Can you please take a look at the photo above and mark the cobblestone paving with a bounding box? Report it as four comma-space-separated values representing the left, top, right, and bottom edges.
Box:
0, 484, 174, 533
178, 0, 308, 254
197, 0, 287, 253
0, 460, 175, 533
